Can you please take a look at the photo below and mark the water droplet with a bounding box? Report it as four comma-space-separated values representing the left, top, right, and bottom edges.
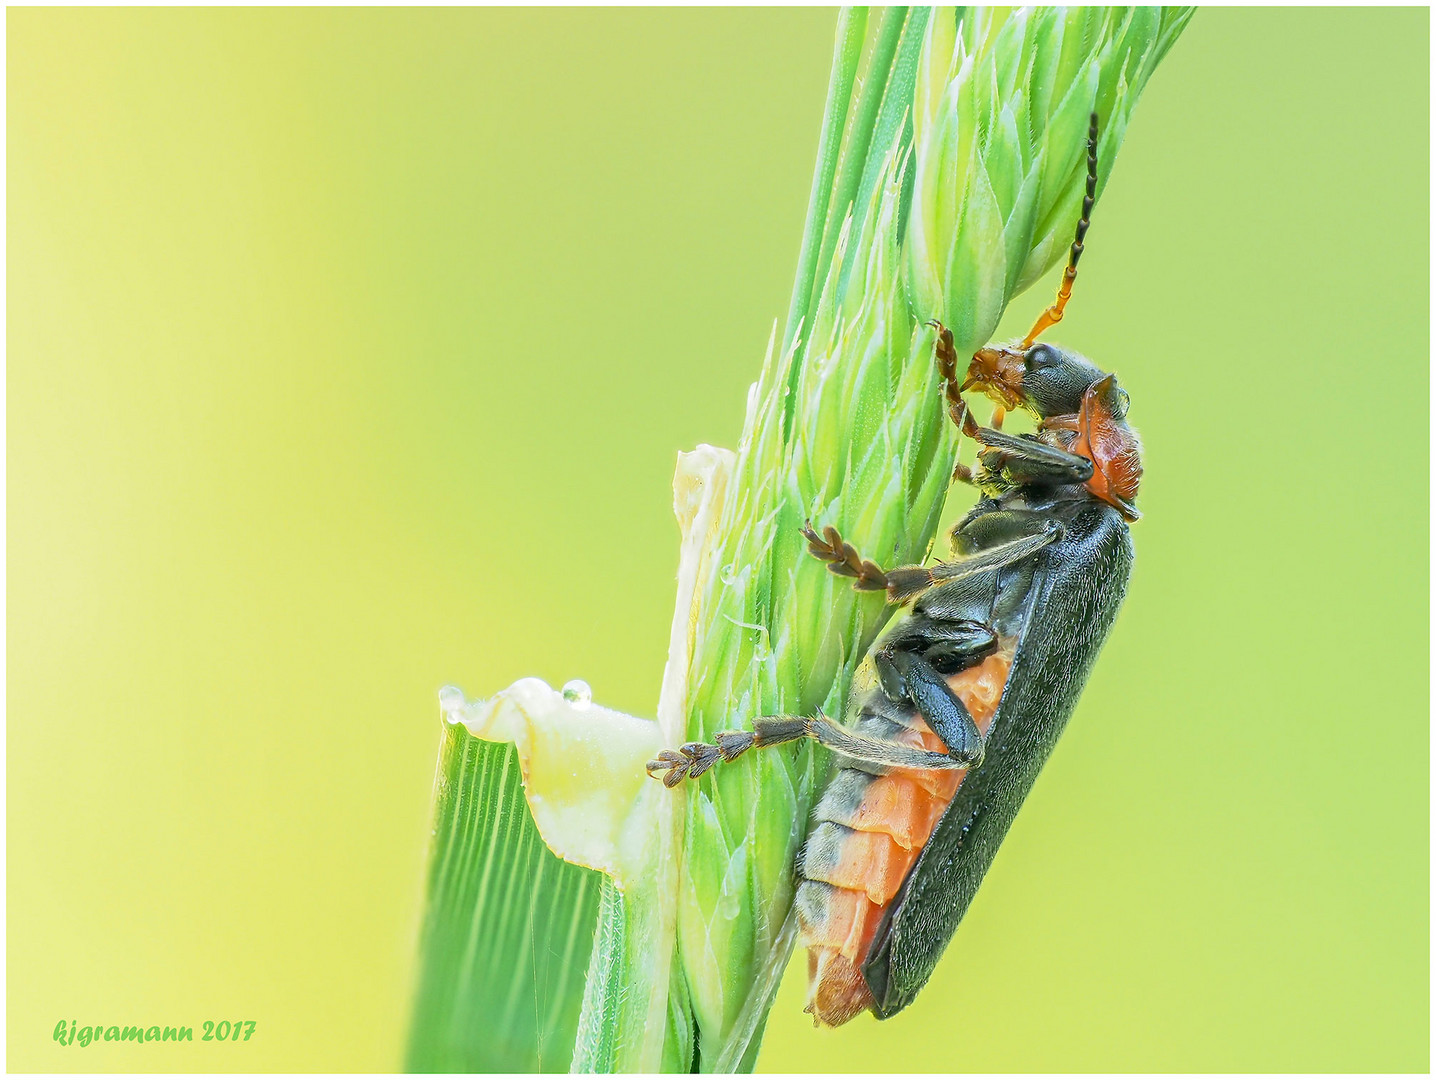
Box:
561, 679, 592, 707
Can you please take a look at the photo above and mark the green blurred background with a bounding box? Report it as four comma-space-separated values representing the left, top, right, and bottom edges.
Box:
9, 7, 1427, 1072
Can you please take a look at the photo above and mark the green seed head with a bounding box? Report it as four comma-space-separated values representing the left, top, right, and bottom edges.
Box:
674, 7, 1193, 1070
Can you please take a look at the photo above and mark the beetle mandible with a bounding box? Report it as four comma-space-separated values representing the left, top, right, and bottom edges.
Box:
647, 112, 1141, 1025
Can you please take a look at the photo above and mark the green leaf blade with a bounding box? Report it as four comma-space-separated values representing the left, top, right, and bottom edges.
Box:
406, 725, 602, 1073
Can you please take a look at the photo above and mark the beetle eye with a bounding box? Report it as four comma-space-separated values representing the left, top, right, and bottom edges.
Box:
1024, 343, 1058, 370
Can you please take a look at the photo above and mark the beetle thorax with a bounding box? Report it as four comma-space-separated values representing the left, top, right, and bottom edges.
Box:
1052, 375, 1142, 520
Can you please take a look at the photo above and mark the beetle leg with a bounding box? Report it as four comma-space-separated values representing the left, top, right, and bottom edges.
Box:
646, 716, 797, 785
804, 512, 1062, 609
806, 713, 976, 770
926, 319, 983, 440
645, 717, 809, 785
947, 399, 977, 486
973, 426, 1094, 488
926, 319, 984, 485
646, 711, 974, 787
884, 520, 1064, 605
878, 649, 984, 767
880, 619, 997, 678
802, 519, 1021, 607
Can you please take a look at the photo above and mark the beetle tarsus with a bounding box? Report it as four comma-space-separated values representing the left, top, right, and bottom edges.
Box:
928, 320, 977, 438
928, 320, 987, 485
680, 741, 723, 779
802, 521, 890, 593
646, 716, 813, 786
646, 748, 695, 787
715, 729, 755, 760
927, 318, 958, 382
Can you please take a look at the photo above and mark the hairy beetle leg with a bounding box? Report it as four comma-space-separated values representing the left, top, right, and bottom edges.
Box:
646, 717, 809, 787
802, 514, 1063, 609
926, 320, 982, 440
889, 520, 1066, 605
971, 427, 1093, 488
647, 711, 982, 787
802, 521, 944, 606
926, 319, 985, 485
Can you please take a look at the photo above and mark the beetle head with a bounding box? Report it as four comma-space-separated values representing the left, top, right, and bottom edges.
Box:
1017, 343, 1108, 418
964, 342, 1105, 418
965, 344, 1141, 521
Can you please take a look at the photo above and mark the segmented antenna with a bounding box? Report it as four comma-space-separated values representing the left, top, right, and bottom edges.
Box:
1021, 111, 1099, 348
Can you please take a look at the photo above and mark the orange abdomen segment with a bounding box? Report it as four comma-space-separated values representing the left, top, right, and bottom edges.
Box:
798, 649, 1012, 1026
844, 772, 951, 848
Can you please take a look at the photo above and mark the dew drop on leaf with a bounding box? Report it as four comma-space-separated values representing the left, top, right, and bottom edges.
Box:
561, 679, 592, 707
